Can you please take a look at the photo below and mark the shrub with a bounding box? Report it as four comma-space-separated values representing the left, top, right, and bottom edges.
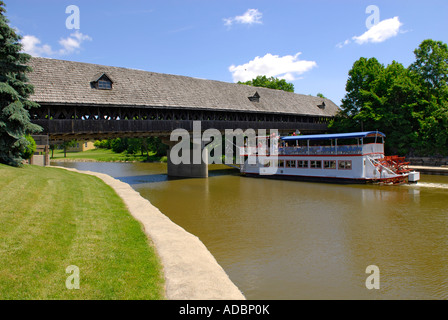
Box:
22, 135, 36, 160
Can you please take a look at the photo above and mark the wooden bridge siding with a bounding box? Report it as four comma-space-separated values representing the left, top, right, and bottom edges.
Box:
32, 119, 329, 141
30, 105, 331, 140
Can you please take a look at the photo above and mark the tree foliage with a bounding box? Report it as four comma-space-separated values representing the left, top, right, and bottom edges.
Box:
330, 39, 448, 156
95, 137, 168, 157
0, 1, 41, 166
21, 135, 36, 160
238, 75, 294, 92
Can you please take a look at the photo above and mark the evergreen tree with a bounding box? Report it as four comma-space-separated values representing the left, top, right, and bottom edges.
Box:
0, 1, 42, 166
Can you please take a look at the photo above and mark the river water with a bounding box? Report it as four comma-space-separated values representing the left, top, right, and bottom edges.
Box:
52, 161, 448, 300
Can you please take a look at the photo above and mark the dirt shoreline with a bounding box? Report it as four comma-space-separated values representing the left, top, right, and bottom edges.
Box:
53, 166, 245, 300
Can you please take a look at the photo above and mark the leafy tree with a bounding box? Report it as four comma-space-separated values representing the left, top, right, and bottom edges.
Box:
331, 39, 448, 156
0, 1, 42, 166
409, 39, 448, 98
317, 93, 327, 99
97, 137, 168, 158
330, 58, 421, 155
238, 75, 294, 92
49, 143, 56, 158
110, 138, 126, 153
147, 137, 168, 156
21, 135, 36, 160
94, 139, 111, 149
409, 39, 448, 155
126, 138, 142, 155
61, 140, 76, 158
329, 57, 385, 133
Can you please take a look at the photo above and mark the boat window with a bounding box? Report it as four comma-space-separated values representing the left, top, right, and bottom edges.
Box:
338, 160, 352, 170
278, 160, 285, 168
286, 160, 296, 168
324, 160, 337, 169
310, 160, 322, 169
263, 159, 271, 167
297, 160, 308, 168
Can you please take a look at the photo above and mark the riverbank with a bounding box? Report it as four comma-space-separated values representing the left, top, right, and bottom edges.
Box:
53, 166, 245, 300
0, 164, 164, 299
409, 165, 448, 176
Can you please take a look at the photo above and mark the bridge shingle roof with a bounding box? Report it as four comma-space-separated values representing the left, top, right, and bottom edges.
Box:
27, 57, 339, 117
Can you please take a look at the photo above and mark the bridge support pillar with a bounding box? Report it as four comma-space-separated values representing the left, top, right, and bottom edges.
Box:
162, 138, 208, 178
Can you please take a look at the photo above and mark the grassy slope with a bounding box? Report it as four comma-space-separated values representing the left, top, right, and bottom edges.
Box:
0, 164, 165, 299
51, 149, 152, 162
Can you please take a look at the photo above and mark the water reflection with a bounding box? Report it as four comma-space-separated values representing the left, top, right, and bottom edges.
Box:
52, 161, 448, 300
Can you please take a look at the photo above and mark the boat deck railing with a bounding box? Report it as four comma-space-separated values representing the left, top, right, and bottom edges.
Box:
279, 146, 361, 155
240, 143, 384, 156
279, 143, 384, 156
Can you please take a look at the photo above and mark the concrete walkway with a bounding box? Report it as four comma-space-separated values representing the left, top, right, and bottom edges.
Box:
54, 166, 245, 300
410, 165, 448, 175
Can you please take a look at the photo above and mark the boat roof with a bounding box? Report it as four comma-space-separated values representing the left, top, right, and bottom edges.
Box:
280, 131, 386, 141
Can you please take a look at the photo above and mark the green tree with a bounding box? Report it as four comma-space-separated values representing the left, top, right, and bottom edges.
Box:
21, 135, 36, 160
330, 58, 421, 155
126, 138, 142, 155
238, 75, 294, 92
61, 140, 76, 158
110, 138, 126, 153
94, 139, 111, 149
409, 39, 448, 155
409, 39, 448, 98
329, 57, 385, 133
146, 137, 168, 156
317, 93, 327, 99
0, 1, 41, 166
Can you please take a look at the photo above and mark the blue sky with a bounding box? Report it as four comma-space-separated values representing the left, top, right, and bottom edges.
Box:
6, 0, 448, 106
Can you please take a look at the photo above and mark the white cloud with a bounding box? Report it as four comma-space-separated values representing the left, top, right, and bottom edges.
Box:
59, 31, 92, 54
21, 35, 54, 57
229, 52, 317, 83
353, 16, 403, 44
336, 39, 351, 49
21, 31, 92, 57
224, 9, 262, 27
337, 16, 403, 48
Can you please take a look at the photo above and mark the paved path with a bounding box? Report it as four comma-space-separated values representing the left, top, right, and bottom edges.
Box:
54, 166, 245, 300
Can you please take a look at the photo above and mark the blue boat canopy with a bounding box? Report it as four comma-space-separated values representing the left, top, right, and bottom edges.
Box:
280, 131, 386, 141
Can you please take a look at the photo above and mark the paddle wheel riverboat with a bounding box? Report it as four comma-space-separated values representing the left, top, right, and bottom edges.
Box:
240, 131, 420, 184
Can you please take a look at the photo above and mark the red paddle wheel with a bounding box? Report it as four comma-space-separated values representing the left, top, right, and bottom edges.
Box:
373, 156, 411, 184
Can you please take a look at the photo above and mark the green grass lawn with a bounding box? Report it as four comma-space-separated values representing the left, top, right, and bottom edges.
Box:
51, 148, 168, 163
51, 148, 155, 162
0, 164, 165, 299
